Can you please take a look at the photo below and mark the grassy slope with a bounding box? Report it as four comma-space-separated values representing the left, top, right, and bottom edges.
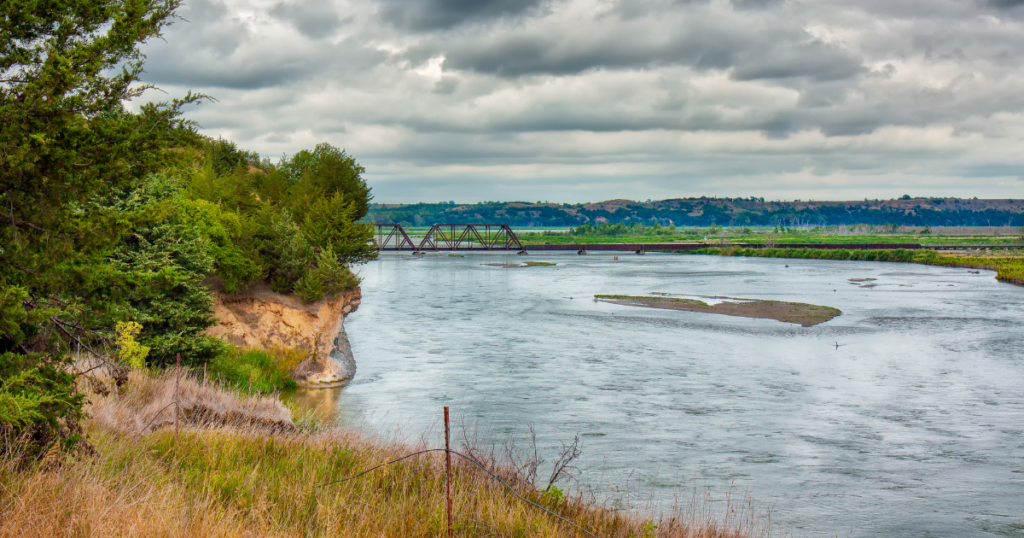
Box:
1, 371, 766, 538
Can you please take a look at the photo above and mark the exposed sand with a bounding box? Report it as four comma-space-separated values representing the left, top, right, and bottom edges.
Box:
595, 294, 841, 327
483, 261, 557, 268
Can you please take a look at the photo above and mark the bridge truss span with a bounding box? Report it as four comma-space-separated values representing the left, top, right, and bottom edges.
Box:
375, 223, 524, 251
375, 223, 418, 250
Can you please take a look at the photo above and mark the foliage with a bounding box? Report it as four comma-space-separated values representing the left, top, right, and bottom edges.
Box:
570, 222, 676, 237
115, 322, 149, 369
185, 140, 377, 294
293, 273, 326, 305
690, 247, 926, 263
689, 247, 1024, 285
1, 0, 200, 455
258, 210, 314, 293
368, 198, 1024, 228
302, 193, 377, 265
540, 485, 564, 505
108, 218, 222, 368
208, 346, 302, 393
629, 521, 659, 538
278, 142, 372, 220
0, 0, 376, 458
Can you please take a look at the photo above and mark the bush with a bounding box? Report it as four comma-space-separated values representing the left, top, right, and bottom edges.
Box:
293, 272, 326, 304
258, 210, 313, 293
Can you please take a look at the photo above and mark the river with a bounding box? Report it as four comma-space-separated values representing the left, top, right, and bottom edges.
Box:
291, 252, 1024, 537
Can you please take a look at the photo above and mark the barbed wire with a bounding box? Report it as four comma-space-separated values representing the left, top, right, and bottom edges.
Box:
317, 446, 600, 538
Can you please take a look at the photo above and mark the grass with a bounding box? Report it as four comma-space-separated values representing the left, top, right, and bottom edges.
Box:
208, 345, 307, 393
685, 247, 1024, 286
518, 227, 1024, 247
0, 370, 773, 538
595, 294, 705, 305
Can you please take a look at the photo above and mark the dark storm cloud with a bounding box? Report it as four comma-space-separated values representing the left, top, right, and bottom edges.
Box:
730, 43, 863, 82
270, 0, 349, 39
378, 0, 550, 30
989, 0, 1024, 8
410, 8, 864, 84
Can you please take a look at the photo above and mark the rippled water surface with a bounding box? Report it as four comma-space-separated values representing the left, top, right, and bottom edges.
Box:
299, 252, 1024, 537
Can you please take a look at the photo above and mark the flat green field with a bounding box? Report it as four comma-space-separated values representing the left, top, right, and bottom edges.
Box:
518, 227, 1023, 247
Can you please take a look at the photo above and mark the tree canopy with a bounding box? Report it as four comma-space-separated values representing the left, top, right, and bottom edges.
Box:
1, 0, 374, 456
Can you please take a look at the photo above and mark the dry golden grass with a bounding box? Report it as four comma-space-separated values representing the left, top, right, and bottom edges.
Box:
1, 372, 774, 538
88, 370, 294, 435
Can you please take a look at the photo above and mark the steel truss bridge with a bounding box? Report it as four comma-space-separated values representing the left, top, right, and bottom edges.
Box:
374, 223, 1007, 254
376, 224, 525, 252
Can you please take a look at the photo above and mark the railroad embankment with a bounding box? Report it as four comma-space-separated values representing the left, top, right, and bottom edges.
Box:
204, 281, 362, 387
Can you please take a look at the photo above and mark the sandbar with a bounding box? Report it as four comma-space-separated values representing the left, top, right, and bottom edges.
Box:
595, 294, 841, 327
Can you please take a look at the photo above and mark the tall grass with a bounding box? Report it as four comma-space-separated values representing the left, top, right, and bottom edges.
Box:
209, 346, 307, 393
1, 371, 775, 538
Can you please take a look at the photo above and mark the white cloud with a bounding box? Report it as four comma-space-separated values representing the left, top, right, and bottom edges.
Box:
135, 0, 1024, 201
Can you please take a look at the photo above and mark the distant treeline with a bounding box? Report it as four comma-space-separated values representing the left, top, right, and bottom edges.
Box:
367, 197, 1024, 228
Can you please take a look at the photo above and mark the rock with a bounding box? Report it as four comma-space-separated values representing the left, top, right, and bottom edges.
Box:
204, 280, 362, 387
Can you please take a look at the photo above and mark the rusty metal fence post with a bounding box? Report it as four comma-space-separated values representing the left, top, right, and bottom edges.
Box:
445, 406, 453, 538
175, 353, 180, 445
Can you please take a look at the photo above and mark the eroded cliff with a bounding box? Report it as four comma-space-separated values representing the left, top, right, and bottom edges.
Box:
204, 281, 361, 387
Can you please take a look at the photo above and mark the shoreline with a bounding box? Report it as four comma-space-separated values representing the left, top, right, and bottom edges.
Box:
678, 247, 1024, 287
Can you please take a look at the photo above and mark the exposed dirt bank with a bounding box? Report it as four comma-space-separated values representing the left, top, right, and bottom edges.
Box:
204, 280, 361, 387
596, 294, 841, 327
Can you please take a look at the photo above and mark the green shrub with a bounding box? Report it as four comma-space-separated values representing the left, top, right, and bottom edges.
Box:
293, 272, 326, 304
259, 210, 313, 293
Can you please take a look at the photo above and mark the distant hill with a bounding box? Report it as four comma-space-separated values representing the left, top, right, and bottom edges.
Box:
367, 197, 1024, 228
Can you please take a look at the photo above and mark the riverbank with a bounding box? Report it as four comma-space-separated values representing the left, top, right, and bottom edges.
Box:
682, 247, 1024, 287
0, 369, 768, 538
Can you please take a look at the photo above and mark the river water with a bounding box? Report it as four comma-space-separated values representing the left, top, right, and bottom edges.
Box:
292, 252, 1024, 537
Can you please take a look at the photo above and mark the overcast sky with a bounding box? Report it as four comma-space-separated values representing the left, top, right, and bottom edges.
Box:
136, 0, 1024, 202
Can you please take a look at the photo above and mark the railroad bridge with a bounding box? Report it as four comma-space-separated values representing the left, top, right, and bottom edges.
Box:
376, 223, 526, 252
374, 223, 978, 254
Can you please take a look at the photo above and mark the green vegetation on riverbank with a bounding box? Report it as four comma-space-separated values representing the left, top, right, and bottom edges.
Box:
517, 222, 1024, 246
1, 0, 371, 457
369, 199, 1024, 228
208, 346, 307, 393
685, 247, 1024, 286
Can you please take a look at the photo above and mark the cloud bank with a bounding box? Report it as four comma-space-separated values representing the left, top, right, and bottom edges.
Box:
136, 0, 1024, 201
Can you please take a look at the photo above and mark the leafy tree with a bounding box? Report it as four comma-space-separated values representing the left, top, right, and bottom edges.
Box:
1, 0, 198, 454
279, 143, 373, 220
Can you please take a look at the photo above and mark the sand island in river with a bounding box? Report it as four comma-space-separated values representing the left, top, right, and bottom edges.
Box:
595, 294, 841, 327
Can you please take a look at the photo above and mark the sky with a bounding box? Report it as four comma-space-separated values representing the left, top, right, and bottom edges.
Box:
136, 0, 1024, 203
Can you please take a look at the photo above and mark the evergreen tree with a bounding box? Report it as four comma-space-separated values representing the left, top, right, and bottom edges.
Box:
1, 0, 198, 454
